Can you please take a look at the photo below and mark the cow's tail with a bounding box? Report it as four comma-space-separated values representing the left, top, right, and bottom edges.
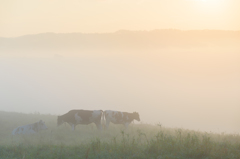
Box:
101, 110, 106, 130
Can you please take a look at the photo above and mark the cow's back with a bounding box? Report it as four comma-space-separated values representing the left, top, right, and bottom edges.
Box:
12, 124, 34, 135
12, 120, 47, 135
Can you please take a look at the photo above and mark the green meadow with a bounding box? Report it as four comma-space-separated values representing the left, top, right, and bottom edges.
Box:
0, 111, 240, 159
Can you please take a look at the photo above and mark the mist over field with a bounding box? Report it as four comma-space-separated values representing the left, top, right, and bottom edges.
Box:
0, 30, 240, 133
2, 1, 240, 158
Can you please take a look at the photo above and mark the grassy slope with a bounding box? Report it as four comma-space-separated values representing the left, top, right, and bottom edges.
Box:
0, 111, 240, 159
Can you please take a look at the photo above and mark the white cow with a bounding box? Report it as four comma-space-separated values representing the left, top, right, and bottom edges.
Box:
103, 110, 140, 129
12, 120, 47, 135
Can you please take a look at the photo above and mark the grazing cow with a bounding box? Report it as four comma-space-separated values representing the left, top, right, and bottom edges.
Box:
103, 110, 140, 129
57, 110, 103, 131
12, 120, 47, 135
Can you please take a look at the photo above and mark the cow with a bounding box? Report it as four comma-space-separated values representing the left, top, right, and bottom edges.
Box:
57, 109, 103, 131
12, 120, 47, 135
103, 110, 140, 129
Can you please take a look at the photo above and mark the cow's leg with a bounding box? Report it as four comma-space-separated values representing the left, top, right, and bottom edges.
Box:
68, 122, 76, 131
124, 122, 130, 130
72, 124, 75, 131
68, 122, 75, 131
105, 119, 110, 130
94, 121, 102, 131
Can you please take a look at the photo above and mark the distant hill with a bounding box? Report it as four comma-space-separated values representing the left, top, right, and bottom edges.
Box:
0, 30, 240, 52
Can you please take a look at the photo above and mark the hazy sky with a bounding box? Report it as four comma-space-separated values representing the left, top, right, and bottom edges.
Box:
1, 0, 240, 37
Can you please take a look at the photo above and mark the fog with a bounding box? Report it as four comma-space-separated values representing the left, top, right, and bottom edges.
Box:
0, 31, 240, 133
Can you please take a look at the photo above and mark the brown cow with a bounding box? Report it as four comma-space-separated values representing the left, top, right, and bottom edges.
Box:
57, 110, 103, 131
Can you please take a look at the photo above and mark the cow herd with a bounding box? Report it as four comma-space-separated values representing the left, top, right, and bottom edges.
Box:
12, 110, 140, 135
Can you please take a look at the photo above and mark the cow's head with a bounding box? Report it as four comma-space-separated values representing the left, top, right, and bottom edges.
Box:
57, 116, 64, 126
133, 112, 140, 121
38, 120, 48, 130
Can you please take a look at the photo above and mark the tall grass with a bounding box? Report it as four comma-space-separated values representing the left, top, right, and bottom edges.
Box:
0, 111, 240, 159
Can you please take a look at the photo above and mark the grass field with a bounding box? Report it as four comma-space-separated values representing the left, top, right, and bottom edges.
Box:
0, 111, 240, 159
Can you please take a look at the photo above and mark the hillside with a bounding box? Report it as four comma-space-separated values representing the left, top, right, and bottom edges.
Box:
1, 30, 240, 52
0, 111, 240, 158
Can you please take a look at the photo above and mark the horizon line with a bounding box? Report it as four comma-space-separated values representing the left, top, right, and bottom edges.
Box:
1, 29, 240, 38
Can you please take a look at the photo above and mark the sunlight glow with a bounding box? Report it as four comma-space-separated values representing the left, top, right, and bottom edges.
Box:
194, 0, 225, 7
194, 0, 226, 15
